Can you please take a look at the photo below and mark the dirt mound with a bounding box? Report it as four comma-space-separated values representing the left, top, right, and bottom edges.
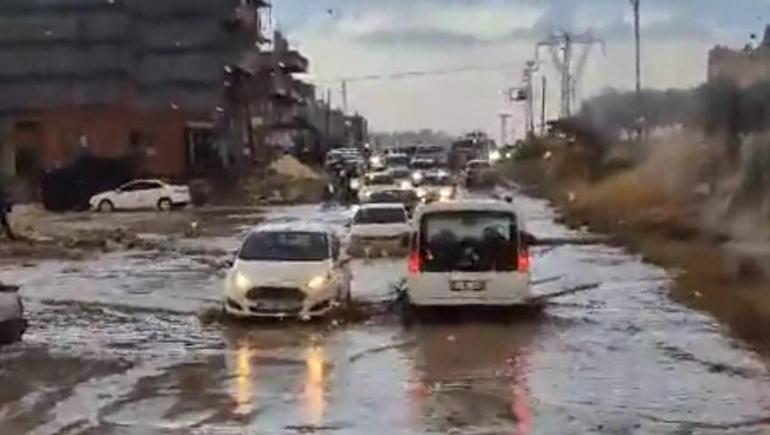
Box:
240, 156, 328, 204
270, 155, 321, 180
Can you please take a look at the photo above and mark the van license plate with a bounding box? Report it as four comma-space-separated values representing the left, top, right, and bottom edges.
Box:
451, 280, 485, 292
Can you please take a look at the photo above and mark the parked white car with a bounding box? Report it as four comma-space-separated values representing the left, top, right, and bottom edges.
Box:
349, 203, 411, 256
223, 223, 351, 320
89, 179, 191, 212
406, 199, 532, 308
0, 284, 26, 345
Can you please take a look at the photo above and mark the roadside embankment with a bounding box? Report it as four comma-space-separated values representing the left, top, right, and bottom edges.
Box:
0, 205, 263, 263
502, 135, 770, 351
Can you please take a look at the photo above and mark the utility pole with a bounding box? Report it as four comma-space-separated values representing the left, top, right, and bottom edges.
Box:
341, 80, 348, 114
524, 61, 536, 136
536, 31, 605, 118
325, 88, 331, 148
541, 75, 547, 136
630, 0, 641, 97
498, 113, 512, 147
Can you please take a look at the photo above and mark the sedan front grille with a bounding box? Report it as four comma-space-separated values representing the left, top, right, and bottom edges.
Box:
245, 287, 305, 301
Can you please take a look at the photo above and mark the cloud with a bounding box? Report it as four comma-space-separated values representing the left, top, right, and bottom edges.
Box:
360, 28, 484, 48
272, 0, 770, 133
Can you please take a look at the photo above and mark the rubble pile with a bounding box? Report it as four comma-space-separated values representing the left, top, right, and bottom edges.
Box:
243, 155, 328, 204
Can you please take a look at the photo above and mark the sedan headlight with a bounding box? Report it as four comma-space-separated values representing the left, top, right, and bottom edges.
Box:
350, 179, 361, 190
440, 187, 453, 200
412, 172, 424, 183
307, 275, 328, 291
234, 271, 252, 291
399, 180, 412, 190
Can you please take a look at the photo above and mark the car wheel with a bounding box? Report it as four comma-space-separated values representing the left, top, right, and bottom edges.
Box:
98, 200, 115, 213
397, 294, 415, 328
157, 198, 172, 212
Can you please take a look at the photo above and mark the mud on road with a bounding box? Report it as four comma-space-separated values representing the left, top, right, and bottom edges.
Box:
2, 199, 770, 434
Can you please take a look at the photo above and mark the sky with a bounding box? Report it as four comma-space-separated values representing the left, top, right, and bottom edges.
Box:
272, 0, 770, 136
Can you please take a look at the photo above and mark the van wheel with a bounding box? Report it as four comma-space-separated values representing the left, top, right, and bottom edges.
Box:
397, 294, 415, 327
98, 200, 115, 213
157, 198, 172, 212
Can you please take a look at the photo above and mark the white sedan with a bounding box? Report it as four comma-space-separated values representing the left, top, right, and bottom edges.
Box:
223, 223, 351, 320
89, 179, 191, 212
0, 284, 26, 345
348, 203, 411, 256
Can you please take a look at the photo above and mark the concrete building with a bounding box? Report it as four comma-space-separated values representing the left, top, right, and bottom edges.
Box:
708, 25, 770, 87
0, 0, 266, 180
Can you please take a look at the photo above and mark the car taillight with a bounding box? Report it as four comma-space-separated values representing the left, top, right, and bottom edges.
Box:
517, 249, 531, 272
408, 250, 421, 274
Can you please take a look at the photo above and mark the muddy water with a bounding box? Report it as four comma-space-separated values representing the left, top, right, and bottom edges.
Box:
2, 197, 770, 434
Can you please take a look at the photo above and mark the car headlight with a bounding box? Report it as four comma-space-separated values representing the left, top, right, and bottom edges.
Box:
350, 179, 361, 190
412, 172, 423, 183
307, 275, 328, 291
234, 271, 252, 291
400, 180, 412, 190
416, 188, 427, 198
440, 187, 453, 199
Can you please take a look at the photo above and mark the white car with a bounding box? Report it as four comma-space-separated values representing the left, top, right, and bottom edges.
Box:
0, 284, 26, 345
349, 203, 411, 256
358, 171, 400, 203
415, 172, 456, 203
406, 199, 532, 308
89, 179, 191, 212
223, 223, 351, 320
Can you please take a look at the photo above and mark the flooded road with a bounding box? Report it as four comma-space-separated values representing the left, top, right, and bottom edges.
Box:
2, 194, 770, 434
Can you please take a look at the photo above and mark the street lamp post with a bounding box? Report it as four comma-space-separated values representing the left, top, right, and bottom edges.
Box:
630, 0, 641, 96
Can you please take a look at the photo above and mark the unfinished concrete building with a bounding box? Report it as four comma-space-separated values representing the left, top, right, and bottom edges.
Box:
0, 0, 267, 180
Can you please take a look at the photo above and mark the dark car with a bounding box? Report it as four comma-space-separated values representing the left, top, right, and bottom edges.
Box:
464, 160, 497, 189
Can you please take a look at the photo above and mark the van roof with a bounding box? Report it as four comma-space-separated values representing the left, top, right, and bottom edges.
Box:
415, 199, 518, 219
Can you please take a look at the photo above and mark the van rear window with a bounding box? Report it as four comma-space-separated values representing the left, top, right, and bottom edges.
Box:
420, 211, 518, 272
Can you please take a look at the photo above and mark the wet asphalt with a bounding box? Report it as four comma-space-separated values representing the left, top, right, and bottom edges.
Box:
2, 193, 770, 435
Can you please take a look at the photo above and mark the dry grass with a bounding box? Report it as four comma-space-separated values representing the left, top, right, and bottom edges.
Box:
504, 133, 770, 351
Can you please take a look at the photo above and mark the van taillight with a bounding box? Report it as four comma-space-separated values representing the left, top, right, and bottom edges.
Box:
517, 250, 531, 272
408, 250, 421, 274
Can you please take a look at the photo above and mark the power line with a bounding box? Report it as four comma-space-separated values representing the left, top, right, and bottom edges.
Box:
310, 63, 520, 84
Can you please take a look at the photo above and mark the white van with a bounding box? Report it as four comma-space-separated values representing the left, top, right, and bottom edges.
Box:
406, 199, 532, 308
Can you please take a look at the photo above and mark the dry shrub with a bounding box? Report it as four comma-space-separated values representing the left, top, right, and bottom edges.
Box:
565, 132, 706, 235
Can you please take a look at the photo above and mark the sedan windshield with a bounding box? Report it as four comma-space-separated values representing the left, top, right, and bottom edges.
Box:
386, 156, 410, 167
355, 207, 407, 224
366, 174, 394, 185
239, 231, 329, 262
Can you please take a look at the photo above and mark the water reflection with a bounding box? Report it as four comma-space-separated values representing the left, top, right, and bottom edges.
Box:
303, 345, 327, 424
408, 322, 535, 434
233, 339, 256, 416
